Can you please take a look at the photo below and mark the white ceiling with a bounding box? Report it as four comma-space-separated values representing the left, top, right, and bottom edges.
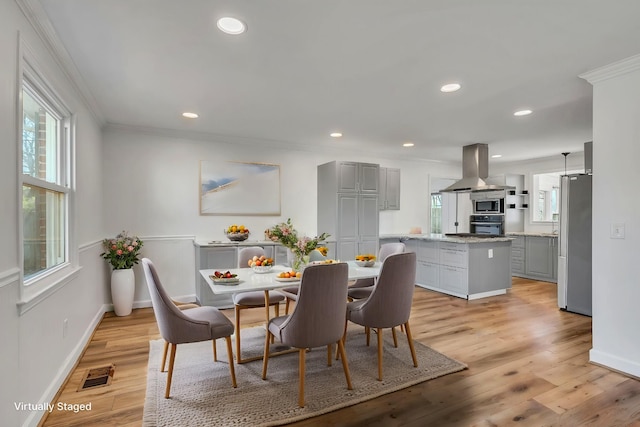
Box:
36, 0, 640, 163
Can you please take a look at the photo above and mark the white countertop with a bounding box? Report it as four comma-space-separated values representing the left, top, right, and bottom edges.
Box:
194, 239, 337, 247
506, 232, 558, 238
379, 233, 514, 244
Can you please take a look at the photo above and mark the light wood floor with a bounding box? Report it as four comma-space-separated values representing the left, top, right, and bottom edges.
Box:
41, 278, 640, 426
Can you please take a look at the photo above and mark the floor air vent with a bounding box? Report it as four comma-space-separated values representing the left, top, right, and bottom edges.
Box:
78, 364, 115, 391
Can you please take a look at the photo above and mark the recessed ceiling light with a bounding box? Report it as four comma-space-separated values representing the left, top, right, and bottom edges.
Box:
514, 109, 532, 116
182, 112, 199, 119
330, 132, 342, 138
217, 17, 246, 35
491, 154, 502, 158
403, 142, 415, 147
440, 83, 461, 93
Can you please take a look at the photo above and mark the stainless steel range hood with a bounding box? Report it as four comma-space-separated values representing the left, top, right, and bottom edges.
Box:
441, 143, 514, 193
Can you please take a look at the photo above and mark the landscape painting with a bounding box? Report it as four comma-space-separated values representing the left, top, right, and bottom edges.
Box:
200, 161, 281, 215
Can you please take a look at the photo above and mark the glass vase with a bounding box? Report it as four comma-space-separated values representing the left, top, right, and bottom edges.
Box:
292, 253, 310, 272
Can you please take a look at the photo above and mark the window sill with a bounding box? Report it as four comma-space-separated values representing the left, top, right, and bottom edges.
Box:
17, 266, 82, 316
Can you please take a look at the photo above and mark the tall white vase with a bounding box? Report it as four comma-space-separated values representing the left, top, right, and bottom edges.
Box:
111, 268, 135, 316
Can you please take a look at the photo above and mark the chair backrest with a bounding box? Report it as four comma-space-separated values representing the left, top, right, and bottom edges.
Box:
142, 258, 209, 344
351, 242, 406, 288
357, 252, 416, 328
378, 242, 406, 262
279, 262, 348, 348
238, 246, 266, 268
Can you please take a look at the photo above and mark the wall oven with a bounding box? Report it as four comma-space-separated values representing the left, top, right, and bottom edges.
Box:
469, 214, 505, 235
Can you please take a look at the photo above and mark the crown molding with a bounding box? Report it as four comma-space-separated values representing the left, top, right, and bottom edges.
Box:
15, 0, 105, 126
580, 54, 640, 85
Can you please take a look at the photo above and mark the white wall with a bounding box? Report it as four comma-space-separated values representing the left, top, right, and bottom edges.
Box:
102, 126, 461, 300
582, 55, 640, 377
0, 2, 107, 426
492, 153, 586, 234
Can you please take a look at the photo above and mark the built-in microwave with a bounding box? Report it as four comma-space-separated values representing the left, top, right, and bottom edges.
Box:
473, 198, 503, 214
470, 190, 505, 214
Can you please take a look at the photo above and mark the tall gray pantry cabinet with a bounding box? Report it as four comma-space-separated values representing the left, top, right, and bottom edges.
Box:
317, 161, 380, 261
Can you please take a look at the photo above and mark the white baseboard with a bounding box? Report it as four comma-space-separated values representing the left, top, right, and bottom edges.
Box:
590, 348, 640, 379
27, 304, 108, 427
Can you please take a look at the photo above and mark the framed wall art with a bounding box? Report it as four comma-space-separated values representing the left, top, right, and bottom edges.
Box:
199, 161, 281, 215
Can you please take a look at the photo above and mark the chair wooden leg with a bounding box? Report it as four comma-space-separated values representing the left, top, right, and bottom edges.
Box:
377, 328, 384, 381
224, 336, 237, 387
336, 319, 348, 360
298, 348, 306, 407
161, 341, 169, 372
404, 321, 418, 367
212, 339, 218, 361
327, 343, 333, 366
165, 343, 177, 398
261, 330, 271, 379
285, 298, 291, 315
271, 302, 279, 344
337, 339, 353, 390
391, 327, 398, 348
366, 326, 371, 346
234, 305, 243, 363
400, 324, 405, 333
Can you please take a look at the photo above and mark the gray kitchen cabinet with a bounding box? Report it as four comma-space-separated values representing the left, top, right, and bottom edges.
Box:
318, 161, 380, 260
334, 161, 379, 194
379, 167, 401, 210
194, 246, 237, 308
511, 235, 525, 275
524, 236, 556, 281
412, 238, 512, 299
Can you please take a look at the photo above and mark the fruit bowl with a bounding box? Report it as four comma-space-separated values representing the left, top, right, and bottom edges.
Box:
226, 232, 249, 241
355, 260, 375, 267
252, 265, 273, 274
355, 254, 376, 267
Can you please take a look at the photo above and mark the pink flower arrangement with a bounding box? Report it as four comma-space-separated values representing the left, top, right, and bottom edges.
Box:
101, 231, 143, 270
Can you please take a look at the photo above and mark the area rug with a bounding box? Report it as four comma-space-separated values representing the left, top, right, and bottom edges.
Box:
143, 326, 466, 426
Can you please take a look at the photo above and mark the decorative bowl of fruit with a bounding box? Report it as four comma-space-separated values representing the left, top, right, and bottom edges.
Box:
355, 254, 376, 267
209, 270, 240, 284
226, 224, 250, 241
249, 255, 274, 273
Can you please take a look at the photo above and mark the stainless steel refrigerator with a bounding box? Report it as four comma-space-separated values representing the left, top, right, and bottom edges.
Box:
557, 173, 592, 316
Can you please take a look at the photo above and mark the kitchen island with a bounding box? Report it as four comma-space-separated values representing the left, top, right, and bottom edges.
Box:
380, 234, 513, 300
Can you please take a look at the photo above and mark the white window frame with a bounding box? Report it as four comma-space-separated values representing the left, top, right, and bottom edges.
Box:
17, 36, 78, 314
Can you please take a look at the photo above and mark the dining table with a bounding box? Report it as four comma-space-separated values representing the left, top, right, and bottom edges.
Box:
199, 261, 381, 362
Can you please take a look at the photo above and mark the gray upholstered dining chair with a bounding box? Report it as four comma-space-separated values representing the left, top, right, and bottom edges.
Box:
262, 262, 353, 407
345, 251, 418, 381
141, 258, 237, 398
348, 242, 406, 300
281, 248, 325, 314
234, 246, 285, 363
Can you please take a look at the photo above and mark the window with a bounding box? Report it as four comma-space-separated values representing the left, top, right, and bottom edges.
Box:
18, 42, 76, 308
531, 170, 579, 222
22, 86, 68, 279
430, 193, 442, 233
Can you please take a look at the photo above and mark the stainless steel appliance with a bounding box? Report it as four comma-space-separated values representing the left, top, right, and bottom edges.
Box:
557, 173, 592, 316
441, 144, 515, 193
469, 214, 504, 235
471, 190, 505, 214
